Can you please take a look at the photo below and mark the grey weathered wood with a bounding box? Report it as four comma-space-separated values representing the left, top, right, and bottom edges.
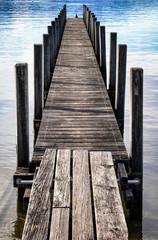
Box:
32, 18, 128, 166
51, 21, 56, 69
109, 32, 117, 109
88, 11, 91, 36
34, 44, 43, 144
115, 44, 127, 137
99, 26, 107, 86
50, 208, 69, 240
92, 17, 97, 48
15, 63, 29, 168
43, 34, 50, 101
48, 25, 54, 73
117, 163, 128, 190
129, 68, 143, 173
53, 149, 71, 207
86, 8, 89, 30
90, 151, 128, 240
55, 17, 59, 52
23, 188, 31, 211
95, 21, 100, 65
22, 149, 56, 240
83, 5, 86, 23
72, 150, 94, 240
58, 14, 62, 42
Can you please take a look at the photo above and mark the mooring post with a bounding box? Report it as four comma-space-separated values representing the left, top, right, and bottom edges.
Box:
63, 4, 66, 25
85, 7, 88, 29
15, 63, 29, 168
109, 32, 117, 110
34, 44, 43, 145
99, 26, 107, 87
88, 11, 91, 36
95, 21, 100, 65
92, 17, 97, 48
83, 5, 86, 23
47, 25, 54, 73
43, 34, 50, 104
90, 13, 95, 43
115, 44, 127, 137
51, 21, 56, 69
86, 8, 89, 31
58, 14, 62, 42
55, 17, 59, 52
129, 68, 143, 173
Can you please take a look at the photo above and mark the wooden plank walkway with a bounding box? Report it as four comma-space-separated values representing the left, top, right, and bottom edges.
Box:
32, 18, 128, 165
22, 17, 129, 240
23, 149, 128, 240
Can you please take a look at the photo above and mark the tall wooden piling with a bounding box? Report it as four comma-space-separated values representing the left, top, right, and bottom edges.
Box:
48, 25, 54, 73
15, 63, 29, 168
86, 8, 89, 31
129, 68, 143, 173
90, 13, 94, 44
83, 5, 86, 23
92, 17, 97, 48
55, 18, 59, 51
115, 44, 127, 137
34, 44, 43, 145
51, 21, 56, 64
99, 26, 107, 86
43, 34, 50, 103
109, 32, 117, 109
95, 21, 100, 65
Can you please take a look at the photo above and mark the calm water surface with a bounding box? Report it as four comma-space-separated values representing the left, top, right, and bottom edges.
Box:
0, 0, 158, 239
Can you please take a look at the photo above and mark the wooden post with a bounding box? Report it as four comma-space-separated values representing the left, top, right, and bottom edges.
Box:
95, 21, 100, 65
34, 44, 43, 145
51, 21, 56, 69
63, 4, 66, 25
88, 11, 91, 36
15, 63, 29, 168
55, 18, 59, 52
99, 26, 107, 87
129, 68, 143, 173
83, 5, 86, 23
92, 17, 97, 48
115, 44, 127, 137
86, 8, 89, 31
109, 32, 117, 109
90, 13, 95, 43
85, 6, 88, 29
58, 14, 61, 42
47, 25, 54, 73
43, 34, 50, 104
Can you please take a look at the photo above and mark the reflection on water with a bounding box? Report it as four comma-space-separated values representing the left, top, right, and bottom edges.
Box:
0, 0, 158, 239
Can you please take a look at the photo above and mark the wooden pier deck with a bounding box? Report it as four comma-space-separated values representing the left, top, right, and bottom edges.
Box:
32, 18, 128, 164
18, 15, 130, 240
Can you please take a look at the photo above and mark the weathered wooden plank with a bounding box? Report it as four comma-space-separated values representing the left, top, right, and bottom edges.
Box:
72, 150, 94, 240
50, 208, 69, 240
22, 149, 56, 240
53, 149, 71, 208
90, 151, 128, 240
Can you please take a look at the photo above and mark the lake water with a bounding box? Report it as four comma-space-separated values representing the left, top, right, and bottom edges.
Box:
0, 0, 158, 239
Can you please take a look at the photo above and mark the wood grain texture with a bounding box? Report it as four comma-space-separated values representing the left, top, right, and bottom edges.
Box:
53, 149, 71, 207
31, 18, 128, 165
72, 150, 94, 240
22, 149, 56, 240
90, 151, 128, 240
50, 208, 69, 240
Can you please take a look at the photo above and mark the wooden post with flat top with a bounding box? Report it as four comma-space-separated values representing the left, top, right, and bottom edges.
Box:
34, 44, 43, 145
15, 63, 29, 168
115, 44, 127, 137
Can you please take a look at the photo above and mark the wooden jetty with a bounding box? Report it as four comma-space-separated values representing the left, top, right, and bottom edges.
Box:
13, 4, 143, 240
